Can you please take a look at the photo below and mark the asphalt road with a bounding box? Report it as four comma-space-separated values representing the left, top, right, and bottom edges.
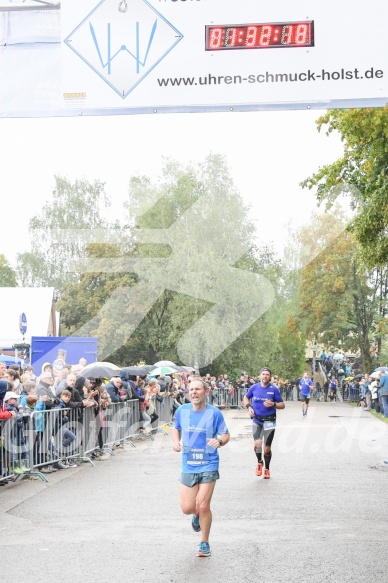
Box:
1, 401, 388, 583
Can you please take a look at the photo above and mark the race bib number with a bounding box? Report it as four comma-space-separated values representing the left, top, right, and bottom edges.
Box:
263, 420, 276, 431
186, 448, 209, 465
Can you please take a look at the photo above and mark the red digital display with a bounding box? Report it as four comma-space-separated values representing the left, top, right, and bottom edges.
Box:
206, 21, 314, 51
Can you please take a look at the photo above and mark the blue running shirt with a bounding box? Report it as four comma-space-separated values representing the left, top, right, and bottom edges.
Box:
174, 404, 229, 473
245, 383, 283, 425
299, 378, 313, 396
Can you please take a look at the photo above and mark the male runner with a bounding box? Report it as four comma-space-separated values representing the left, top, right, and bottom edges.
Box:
173, 377, 230, 557
299, 372, 313, 416
243, 367, 284, 479
329, 376, 338, 402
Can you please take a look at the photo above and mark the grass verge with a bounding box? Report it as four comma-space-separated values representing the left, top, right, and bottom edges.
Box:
348, 401, 388, 424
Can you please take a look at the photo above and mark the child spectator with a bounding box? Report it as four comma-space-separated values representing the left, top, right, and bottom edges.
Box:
4, 391, 29, 474
92, 383, 110, 458
33, 394, 55, 473
140, 387, 152, 433
0, 380, 13, 421
146, 380, 164, 429
0, 381, 15, 485
54, 390, 77, 469
22, 395, 38, 471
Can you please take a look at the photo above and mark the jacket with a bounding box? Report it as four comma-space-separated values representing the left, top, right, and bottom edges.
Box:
379, 374, 388, 396
105, 381, 122, 403
36, 381, 58, 410
34, 400, 46, 432
0, 380, 12, 420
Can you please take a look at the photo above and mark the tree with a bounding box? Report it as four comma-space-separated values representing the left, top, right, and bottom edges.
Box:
0, 254, 17, 286
58, 155, 289, 370
16, 175, 112, 295
297, 210, 388, 371
301, 107, 388, 267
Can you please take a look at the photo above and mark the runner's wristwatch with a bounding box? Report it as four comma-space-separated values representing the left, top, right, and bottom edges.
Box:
217, 437, 223, 447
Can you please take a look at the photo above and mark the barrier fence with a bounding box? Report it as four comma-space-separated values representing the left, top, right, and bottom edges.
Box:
4, 389, 382, 487
210, 387, 247, 408
0, 397, 173, 486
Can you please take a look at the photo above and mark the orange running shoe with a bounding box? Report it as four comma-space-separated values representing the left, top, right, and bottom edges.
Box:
264, 468, 270, 479
255, 462, 263, 476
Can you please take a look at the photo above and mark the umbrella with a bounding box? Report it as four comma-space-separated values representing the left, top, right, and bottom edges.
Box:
149, 366, 179, 376
78, 361, 121, 379
153, 360, 178, 368
333, 353, 344, 360
370, 371, 381, 379
122, 366, 150, 376
374, 366, 388, 372
180, 366, 196, 373
353, 373, 364, 380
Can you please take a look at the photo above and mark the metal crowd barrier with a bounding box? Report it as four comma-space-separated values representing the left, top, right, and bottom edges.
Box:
155, 395, 172, 425
348, 387, 361, 402
211, 387, 246, 409
0, 397, 173, 486
1, 419, 13, 485
102, 400, 140, 449
229, 387, 247, 408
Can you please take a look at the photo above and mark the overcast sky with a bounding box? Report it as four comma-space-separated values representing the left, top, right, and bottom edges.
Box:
0, 109, 343, 266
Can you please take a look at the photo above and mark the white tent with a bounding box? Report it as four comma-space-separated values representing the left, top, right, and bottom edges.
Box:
0, 287, 56, 347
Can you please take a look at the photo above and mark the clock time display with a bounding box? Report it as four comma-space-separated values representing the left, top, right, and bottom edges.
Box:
206, 21, 314, 50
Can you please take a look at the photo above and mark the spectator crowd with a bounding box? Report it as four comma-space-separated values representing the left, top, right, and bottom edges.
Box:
1, 352, 388, 488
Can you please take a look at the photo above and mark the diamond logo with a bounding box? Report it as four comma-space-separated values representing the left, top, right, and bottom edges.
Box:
64, 0, 183, 98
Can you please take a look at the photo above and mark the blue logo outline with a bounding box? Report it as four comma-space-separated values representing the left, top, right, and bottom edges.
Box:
64, 0, 184, 99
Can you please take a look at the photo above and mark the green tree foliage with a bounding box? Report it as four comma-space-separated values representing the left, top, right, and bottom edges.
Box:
301, 107, 388, 267
16, 176, 111, 295
58, 155, 306, 378
0, 254, 17, 286
298, 210, 388, 371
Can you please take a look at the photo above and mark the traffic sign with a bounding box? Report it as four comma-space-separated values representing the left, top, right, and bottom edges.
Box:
19, 312, 27, 336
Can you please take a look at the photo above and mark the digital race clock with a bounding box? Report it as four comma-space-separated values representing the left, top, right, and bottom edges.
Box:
206, 21, 314, 51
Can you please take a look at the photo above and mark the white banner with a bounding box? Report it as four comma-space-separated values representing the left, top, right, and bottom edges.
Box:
0, 0, 387, 116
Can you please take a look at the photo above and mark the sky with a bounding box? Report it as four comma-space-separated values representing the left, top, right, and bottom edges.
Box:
0, 109, 344, 267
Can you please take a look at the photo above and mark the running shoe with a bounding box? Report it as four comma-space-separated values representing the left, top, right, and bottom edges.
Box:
264, 468, 270, 479
192, 514, 201, 532
197, 542, 211, 557
255, 461, 263, 476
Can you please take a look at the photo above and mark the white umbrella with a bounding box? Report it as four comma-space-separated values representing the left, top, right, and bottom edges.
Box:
370, 371, 381, 379
149, 366, 179, 376
153, 360, 178, 367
